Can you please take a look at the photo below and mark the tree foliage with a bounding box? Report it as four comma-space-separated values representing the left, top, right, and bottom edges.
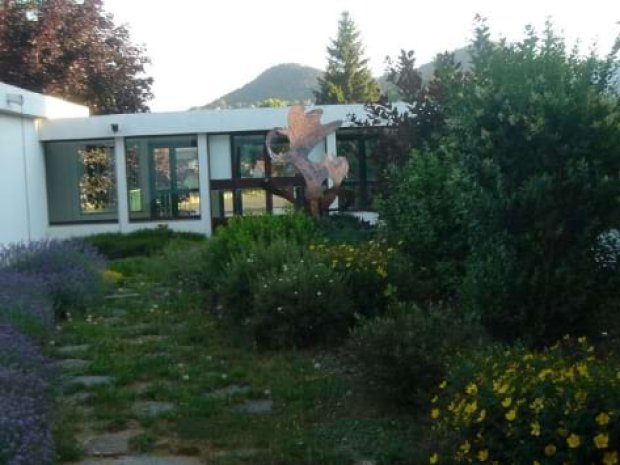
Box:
379, 18, 620, 345
314, 11, 380, 104
0, 0, 153, 114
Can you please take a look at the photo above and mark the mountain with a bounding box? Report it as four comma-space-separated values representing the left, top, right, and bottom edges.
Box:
196, 63, 322, 110
194, 49, 473, 110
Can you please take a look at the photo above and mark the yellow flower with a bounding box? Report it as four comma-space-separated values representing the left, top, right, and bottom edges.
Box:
530, 421, 541, 437
439, 380, 447, 389
538, 368, 553, 381
596, 412, 611, 426
477, 449, 489, 462
431, 408, 440, 419
464, 401, 478, 415
501, 397, 512, 408
475, 409, 486, 423
505, 409, 517, 421
544, 444, 556, 456
533, 461, 541, 465
566, 433, 581, 448
575, 363, 588, 376
594, 433, 609, 449
429, 453, 439, 464
431, 395, 438, 404
603, 451, 618, 465
459, 441, 471, 455
574, 390, 587, 403
466, 383, 479, 395
530, 397, 544, 412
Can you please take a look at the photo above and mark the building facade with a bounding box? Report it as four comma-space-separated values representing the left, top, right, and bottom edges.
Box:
0, 83, 380, 247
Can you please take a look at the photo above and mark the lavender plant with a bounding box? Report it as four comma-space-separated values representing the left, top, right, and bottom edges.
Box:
0, 271, 53, 338
0, 239, 106, 316
0, 326, 54, 464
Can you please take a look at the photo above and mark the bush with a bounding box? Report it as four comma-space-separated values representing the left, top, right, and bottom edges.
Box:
376, 147, 470, 302
312, 239, 395, 317
316, 214, 377, 243
453, 22, 620, 344
250, 254, 355, 348
0, 271, 53, 339
85, 227, 205, 259
0, 326, 54, 465
0, 240, 106, 316
351, 303, 484, 405
157, 213, 319, 299
429, 337, 619, 465
217, 239, 306, 325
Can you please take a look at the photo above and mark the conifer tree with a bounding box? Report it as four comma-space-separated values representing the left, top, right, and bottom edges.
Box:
315, 11, 380, 104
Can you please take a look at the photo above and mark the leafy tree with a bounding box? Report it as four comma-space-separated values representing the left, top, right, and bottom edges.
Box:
258, 97, 288, 108
314, 11, 380, 104
351, 50, 460, 192
0, 0, 153, 114
382, 18, 620, 344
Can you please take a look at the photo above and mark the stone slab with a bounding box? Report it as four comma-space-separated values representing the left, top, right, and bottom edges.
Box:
84, 430, 139, 457
231, 399, 273, 415
54, 358, 90, 370
132, 401, 175, 417
70, 455, 202, 465
69, 375, 114, 388
58, 344, 91, 354
203, 384, 251, 399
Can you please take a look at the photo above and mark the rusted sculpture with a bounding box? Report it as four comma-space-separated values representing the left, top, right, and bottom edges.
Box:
266, 105, 349, 218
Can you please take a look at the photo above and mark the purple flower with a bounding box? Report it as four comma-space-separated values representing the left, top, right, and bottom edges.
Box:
0, 239, 106, 316
0, 326, 54, 464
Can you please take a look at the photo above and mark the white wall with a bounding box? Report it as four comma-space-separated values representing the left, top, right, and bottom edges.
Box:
208, 134, 232, 180
0, 82, 89, 247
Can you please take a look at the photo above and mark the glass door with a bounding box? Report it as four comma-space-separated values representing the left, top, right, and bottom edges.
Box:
149, 143, 200, 219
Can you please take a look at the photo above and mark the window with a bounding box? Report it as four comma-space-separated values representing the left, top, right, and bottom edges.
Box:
210, 133, 304, 224
336, 131, 379, 211
125, 135, 200, 221
45, 140, 117, 224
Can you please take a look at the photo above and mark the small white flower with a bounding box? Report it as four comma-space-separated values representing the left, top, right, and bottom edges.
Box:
206, 355, 212, 361
316, 291, 322, 296
49, 340, 55, 346
182, 374, 190, 381
264, 389, 271, 396
314, 362, 321, 369
221, 373, 228, 380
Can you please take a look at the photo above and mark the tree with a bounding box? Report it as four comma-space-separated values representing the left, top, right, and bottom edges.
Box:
0, 0, 153, 114
314, 11, 380, 104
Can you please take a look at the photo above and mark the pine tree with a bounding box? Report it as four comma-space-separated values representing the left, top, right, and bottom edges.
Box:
314, 11, 380, 104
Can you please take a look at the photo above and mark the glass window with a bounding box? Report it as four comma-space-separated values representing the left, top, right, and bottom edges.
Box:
210, 190, 234, 218
272, 193, 293, 215
336, 131, 379, 211
45, 140, 117, 224
240, 188, 267, 215
234, 135, 266, 178
125, 136, 200, 221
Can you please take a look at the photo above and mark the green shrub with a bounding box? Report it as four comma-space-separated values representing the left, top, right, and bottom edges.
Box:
376, 147, 471, 302
429, 337, 620, 465
316, 214, 377, 243
212, 212, 319, 258
250, 255, 354, 348
351, 302, 484, 405
312, 240, 395, 317
85, 228, 205, 259
217, 239, 306, 324
453, 22, 620, 344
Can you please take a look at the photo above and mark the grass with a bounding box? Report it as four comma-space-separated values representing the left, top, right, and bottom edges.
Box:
50, 252, 424, 465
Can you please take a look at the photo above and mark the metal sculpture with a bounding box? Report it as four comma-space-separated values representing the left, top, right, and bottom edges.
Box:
266, 105, 349, 218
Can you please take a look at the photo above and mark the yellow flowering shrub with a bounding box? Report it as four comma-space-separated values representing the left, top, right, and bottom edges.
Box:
102, 269, 124, 285
429, 337, 619, 465
311, 240, 395, 316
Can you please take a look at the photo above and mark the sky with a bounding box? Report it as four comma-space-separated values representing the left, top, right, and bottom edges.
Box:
102, 0, 620, 112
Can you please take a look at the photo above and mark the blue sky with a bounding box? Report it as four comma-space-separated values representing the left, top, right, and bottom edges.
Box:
102, 0, 620, 112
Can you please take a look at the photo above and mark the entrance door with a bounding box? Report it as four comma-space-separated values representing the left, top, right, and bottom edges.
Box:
149, 143, 200, 219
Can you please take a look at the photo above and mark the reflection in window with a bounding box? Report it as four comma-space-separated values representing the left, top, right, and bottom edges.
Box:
336, 132, 379, 210
78, 146, 116, 214
45, 140, 117, 224
234, 135, 265, 178
125, 136, 200, 221
272, 194, 293, 215
240, 188, 267, 215
211, 190, 234, 218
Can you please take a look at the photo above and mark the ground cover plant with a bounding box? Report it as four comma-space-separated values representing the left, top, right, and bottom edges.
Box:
428, 337, 619, 465
0, 239, 107, 464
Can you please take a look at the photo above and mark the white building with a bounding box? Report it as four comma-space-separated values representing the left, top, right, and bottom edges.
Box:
1, 82, 379, 247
